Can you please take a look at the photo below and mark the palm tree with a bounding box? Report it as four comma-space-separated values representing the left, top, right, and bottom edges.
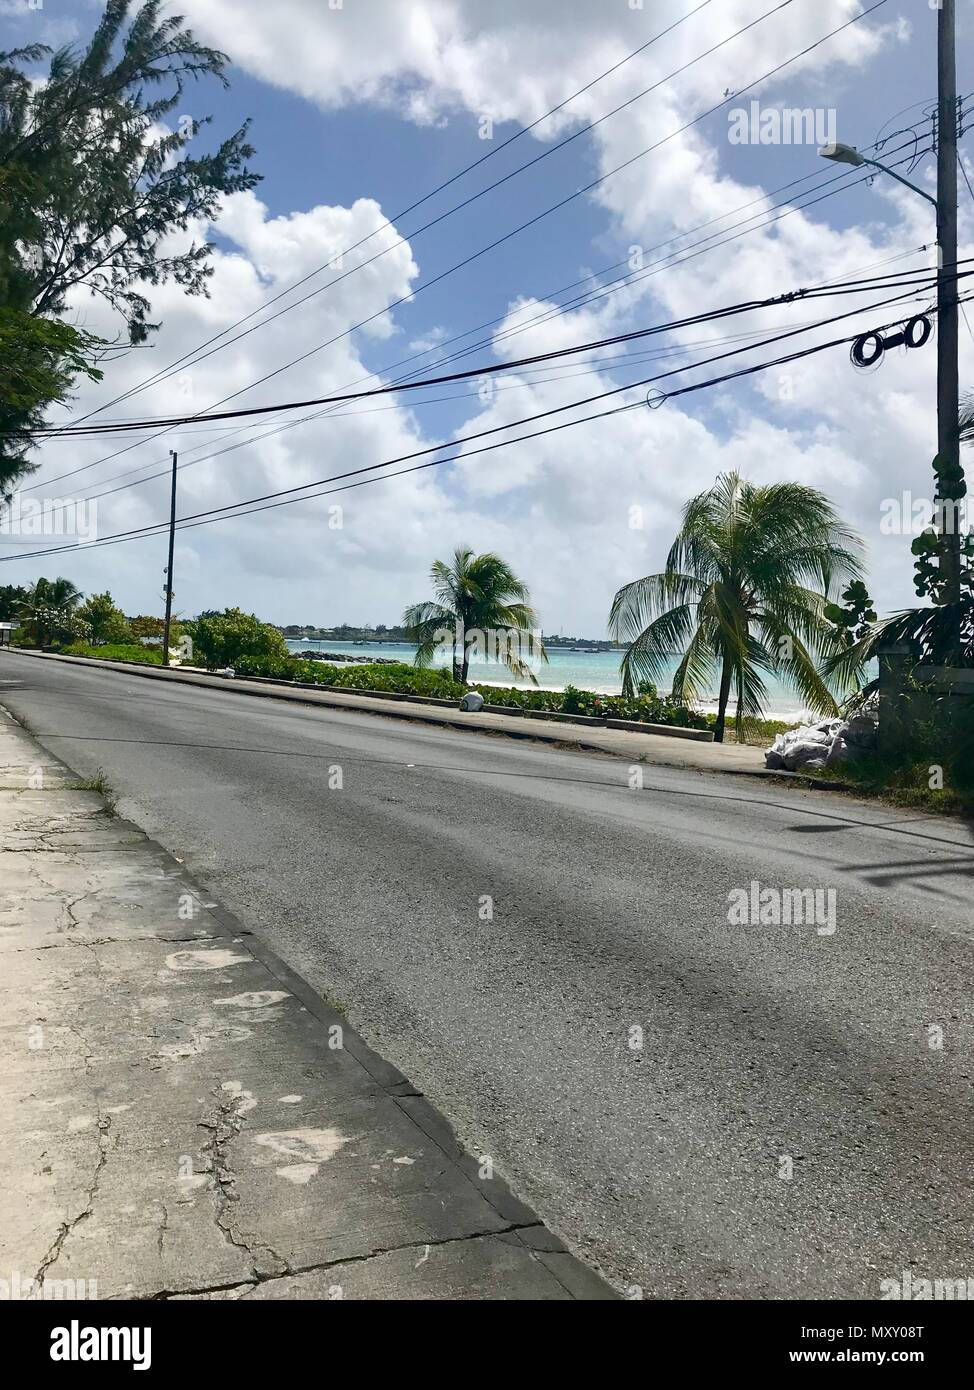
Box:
17, 575, 82, 647
403, 548, 547, 684
609, 472, 863, 742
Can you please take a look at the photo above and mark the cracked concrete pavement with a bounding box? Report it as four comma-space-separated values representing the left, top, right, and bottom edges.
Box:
0, 707, 612, 1300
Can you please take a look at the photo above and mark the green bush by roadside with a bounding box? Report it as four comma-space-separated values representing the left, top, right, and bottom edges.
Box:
185, 609, 290, 670
226, 658, 707, 727
474, 680, 709, 728
59, 641, 163, 665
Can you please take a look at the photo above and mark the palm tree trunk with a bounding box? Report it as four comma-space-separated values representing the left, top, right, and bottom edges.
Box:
713, 654, 734, 744
460, 643, 470, 684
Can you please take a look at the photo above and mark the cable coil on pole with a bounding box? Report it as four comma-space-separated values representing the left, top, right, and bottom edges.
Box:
850, 313, 932, 368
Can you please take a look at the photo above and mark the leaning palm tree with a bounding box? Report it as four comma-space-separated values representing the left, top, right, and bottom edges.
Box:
609, 473, 863, 742
403, 548, 547, 684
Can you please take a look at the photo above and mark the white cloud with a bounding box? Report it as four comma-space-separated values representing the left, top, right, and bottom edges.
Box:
7, 0, 972, 641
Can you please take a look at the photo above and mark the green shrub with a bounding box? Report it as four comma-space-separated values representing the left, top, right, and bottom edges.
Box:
148, 645, 708, 730
465, 680, 706, 727
60, 641, 163, 665
186, 609, 290, 670
79, 592, 132, 645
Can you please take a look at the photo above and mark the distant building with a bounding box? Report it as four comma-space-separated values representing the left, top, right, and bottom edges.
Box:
0, 622, 14, 647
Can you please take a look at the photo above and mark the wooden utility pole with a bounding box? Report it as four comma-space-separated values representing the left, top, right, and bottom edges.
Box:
936, 0, 961, 634
162, 450, 177, 667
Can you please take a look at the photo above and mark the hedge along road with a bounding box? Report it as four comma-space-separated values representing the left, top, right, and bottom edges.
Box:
2, 648, 973, 1298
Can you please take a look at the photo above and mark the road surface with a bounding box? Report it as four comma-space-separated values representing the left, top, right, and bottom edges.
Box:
2, 650, 973, 1299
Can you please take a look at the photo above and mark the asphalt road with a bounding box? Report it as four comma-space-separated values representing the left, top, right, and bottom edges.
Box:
3, 650, 973, 1299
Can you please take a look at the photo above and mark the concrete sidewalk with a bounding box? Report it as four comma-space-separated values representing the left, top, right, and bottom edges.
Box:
0, 707, 612, 1301
5, 648, 768, 775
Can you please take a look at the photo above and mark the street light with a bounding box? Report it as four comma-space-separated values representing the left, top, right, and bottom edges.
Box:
818, 142, 938, 208
819, 141, 865, 168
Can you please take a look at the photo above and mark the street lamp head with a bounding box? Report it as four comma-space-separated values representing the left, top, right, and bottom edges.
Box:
819, 142, 865, 167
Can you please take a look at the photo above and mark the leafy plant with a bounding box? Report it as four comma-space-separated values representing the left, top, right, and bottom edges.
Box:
403, 548, 547, 683
16, 576, 83, 646
824, 580, 878, 656
0, 0, 260, 485
0, 310, 104, 490
185, 609, 290, 670
60, 641, 162, 666
79, 591, 132, 645
610, 472, 863, 742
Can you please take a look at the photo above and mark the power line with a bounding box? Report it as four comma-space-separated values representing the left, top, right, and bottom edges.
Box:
197, 0, 887, 416
21, 118, 941, 498
27, 262, 955, 439
10, 260, 955, 549
957, 149, 974, 344
67, 0, 719, 425
16, 243, 951, 531
34, 0, 888, 476
0, 282, 943, 565
32, 319, 860, 515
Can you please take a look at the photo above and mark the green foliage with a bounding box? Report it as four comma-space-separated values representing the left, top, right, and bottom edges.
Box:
0, 1, 260, 484
60, 641, 162, 666
824, 580, 877, 649
129, 615, 165, 640
186, 608, 290, 670
0, 1, 260, 337
403, 547, 547, 683
79, 591, 131, 645
610, 471, 864, 743
329, 662, 463, 696
220, 656, 706, 727
0, 583, 28, 621
0, 310, 104, 490
484, 681, 709, 727
911, 523, 974, 607
813, 706, 974, 813
16, 576, 83, 645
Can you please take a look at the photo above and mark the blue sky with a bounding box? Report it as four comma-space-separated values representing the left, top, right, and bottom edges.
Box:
1, 0, 973, 634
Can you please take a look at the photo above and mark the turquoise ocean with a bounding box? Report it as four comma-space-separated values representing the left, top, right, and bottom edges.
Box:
285, 639, 821, 719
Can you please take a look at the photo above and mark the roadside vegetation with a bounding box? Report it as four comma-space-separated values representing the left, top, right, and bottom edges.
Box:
4, 578, 181, 657
610, 472, 863, 744
60, 642, 163, 666
230, 653, 712, 728
1, 585, 809, 735
403, 548, 547, 683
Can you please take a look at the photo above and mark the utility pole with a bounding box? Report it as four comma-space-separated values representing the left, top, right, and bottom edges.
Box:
162, 450, 177, 668
821, 2, 963, 657
935, 0, 962, 638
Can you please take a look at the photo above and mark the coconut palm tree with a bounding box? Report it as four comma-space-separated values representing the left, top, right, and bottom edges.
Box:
609, 472, 863, 742
403, 548, 547, 684
17, 575, 82, 647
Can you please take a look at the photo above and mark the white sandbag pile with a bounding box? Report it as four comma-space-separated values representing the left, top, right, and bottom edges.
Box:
765, 712, 877, 772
